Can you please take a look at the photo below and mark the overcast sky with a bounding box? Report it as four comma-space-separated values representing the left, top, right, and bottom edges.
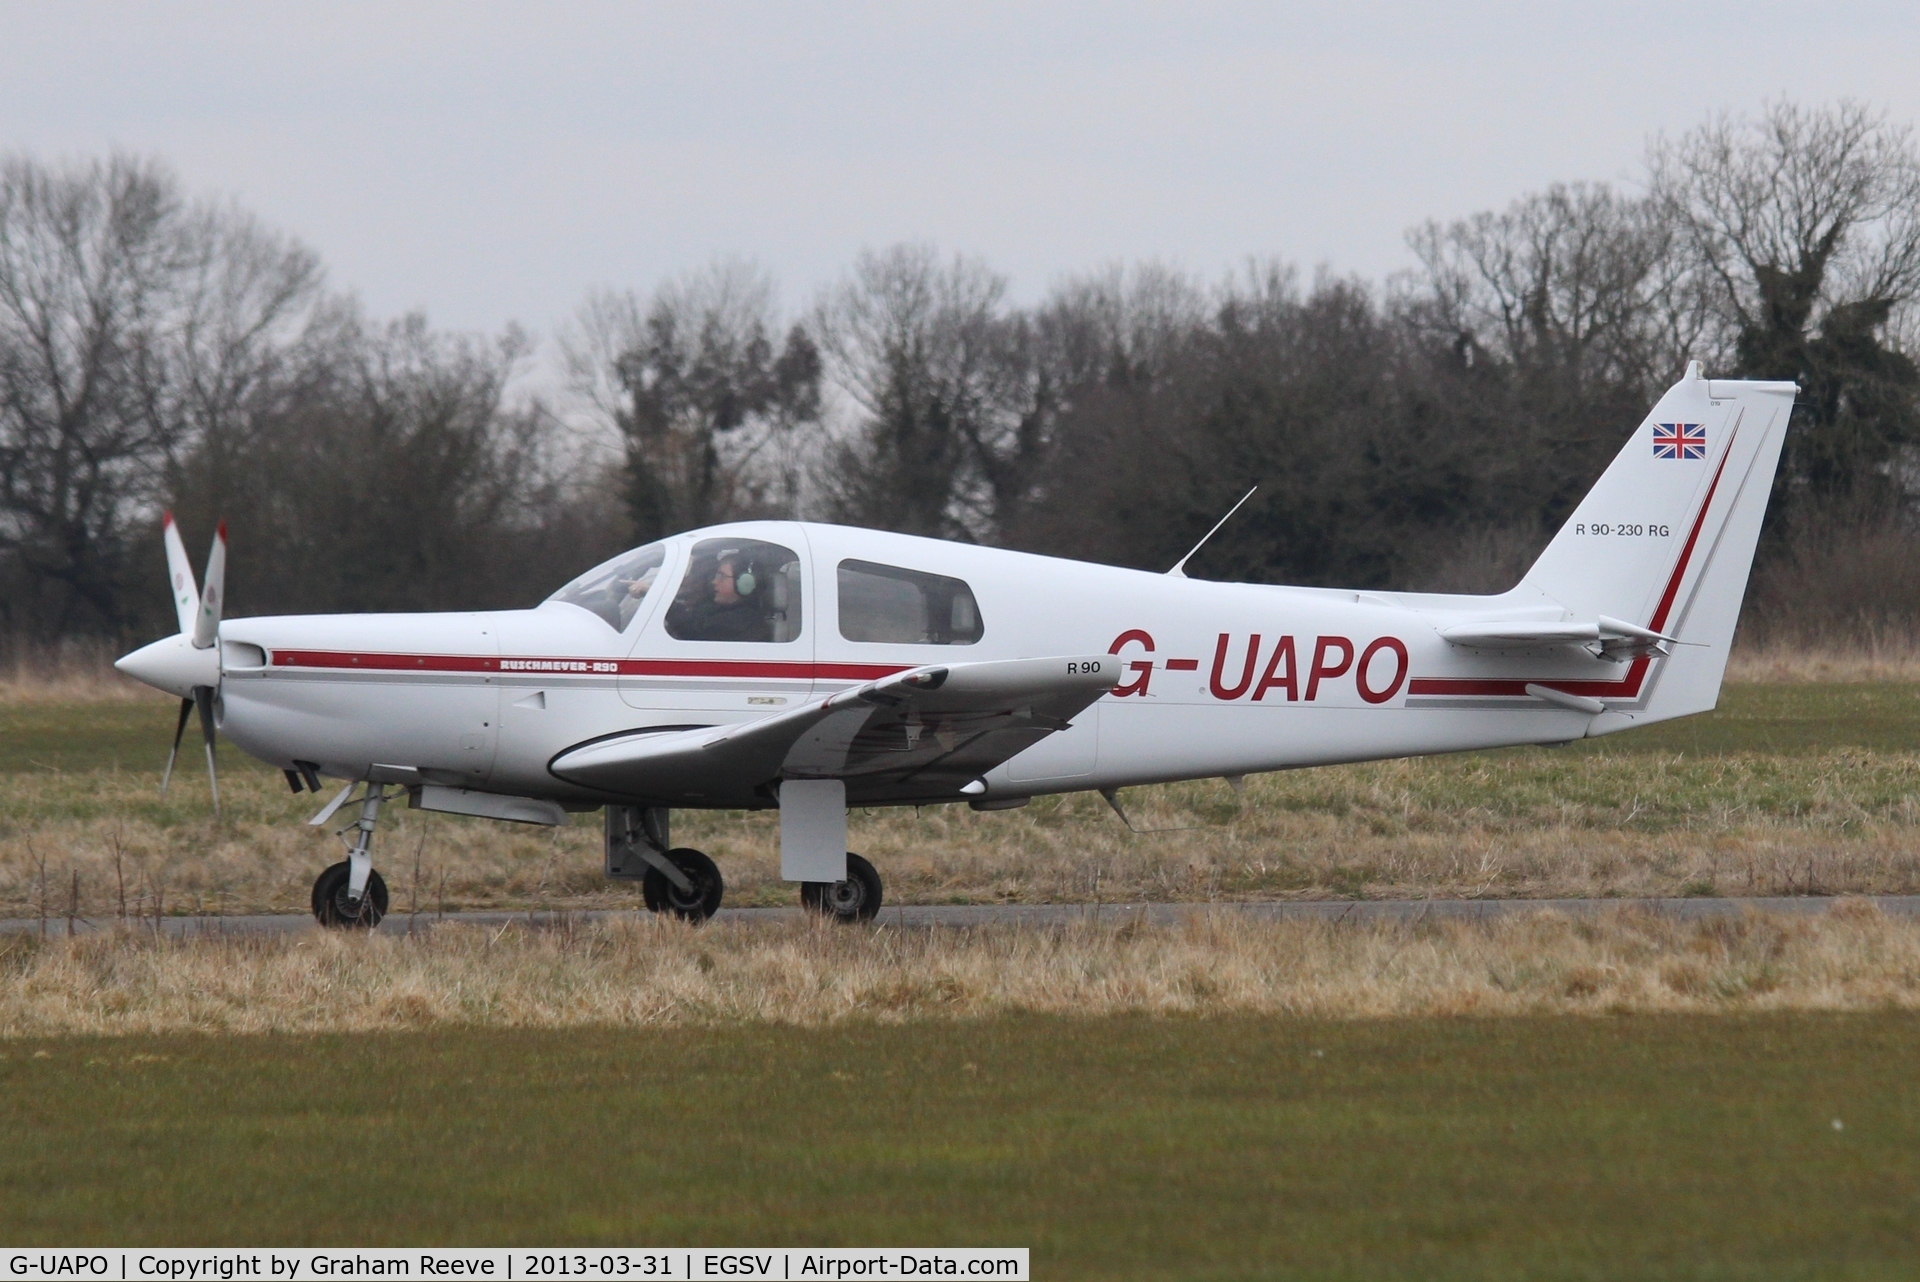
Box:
5, 1, 1919, 342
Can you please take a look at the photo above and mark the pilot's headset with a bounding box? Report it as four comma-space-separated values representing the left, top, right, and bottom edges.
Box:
719, 549, 756, 596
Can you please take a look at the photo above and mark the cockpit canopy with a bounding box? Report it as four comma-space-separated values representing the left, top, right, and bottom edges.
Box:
545, 537, 804, 642
546, 532, 982, 645
544, 541, 668, 630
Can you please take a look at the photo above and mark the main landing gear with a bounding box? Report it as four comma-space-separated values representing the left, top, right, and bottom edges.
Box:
801, 853, 883, 923
641, 847, 725, 921
605, 805, 882, 925
606, 806, 726, 923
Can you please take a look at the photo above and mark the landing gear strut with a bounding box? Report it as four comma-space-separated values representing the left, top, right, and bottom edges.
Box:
311, 783, 395, 929
801, 852, 883, 923
606, 805, 725, 922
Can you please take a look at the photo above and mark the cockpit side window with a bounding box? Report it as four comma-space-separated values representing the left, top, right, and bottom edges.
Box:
837, 559, 983, 644
665, 538, 804, 643
545, 542, 669, 631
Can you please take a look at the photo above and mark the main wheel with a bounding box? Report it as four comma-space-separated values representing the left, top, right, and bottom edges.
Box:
641, 847, 725, 922
311, 861, 389, 929
800, 852, 883, 923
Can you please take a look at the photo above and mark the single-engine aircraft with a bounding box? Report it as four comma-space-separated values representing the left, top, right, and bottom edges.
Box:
115, 363, 1796, 927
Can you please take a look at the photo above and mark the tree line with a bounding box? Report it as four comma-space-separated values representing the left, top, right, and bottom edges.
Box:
4, 100, 1917, 650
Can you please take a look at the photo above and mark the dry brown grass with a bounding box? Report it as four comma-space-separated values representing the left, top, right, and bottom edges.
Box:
5, 754, 1920, 917
0, 903, 1913, 1036
0, 648, 154, 704
1726, 638, 1920, 682
6, 742, 1920, 916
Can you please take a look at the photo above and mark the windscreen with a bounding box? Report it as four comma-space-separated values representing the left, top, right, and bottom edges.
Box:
545, 542, 669, 630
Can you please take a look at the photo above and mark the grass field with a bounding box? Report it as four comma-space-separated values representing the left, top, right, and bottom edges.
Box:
2, 1014, 1916, 1279
3, 901, 1919, 1035
4, 681, 1919, 916
3, 673, 1919, 1270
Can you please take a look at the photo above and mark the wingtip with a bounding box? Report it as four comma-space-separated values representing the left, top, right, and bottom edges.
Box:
163, 510, 175, 528
216, 519, 228, 541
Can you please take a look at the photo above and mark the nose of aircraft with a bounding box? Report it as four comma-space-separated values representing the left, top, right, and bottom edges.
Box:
115, 634, 221, 699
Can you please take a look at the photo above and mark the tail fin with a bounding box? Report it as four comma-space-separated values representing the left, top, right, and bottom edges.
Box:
1520, 361, 1796, 726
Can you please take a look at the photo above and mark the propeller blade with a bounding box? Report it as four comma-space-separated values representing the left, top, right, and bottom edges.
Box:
159, 695, 193, 796
191, 521, 226, 650
162, 512, 199, 636
193, 685, 220, 817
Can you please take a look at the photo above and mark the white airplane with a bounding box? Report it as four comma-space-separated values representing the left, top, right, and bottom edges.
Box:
115, 363, 1796, 927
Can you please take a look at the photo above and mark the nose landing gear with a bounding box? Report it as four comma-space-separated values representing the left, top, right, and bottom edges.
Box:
312, 860, 390, 928
310, 782, 397, 929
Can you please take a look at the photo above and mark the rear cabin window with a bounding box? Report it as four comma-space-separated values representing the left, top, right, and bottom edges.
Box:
837, 559, 983, 645
664, 539, 804, 643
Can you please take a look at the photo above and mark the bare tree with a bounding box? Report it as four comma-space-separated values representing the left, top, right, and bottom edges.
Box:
1653, 100, 1920, 350
168, 306, 601, 617
564, 260, 819, 543
1032, 261, 1208, 393
1405, 182, 1704, 396
1652, 100, 1920, 507
0, 155, 186, 636
160, 205, 323, 510
813, 244, 1045, 540
0, 153, 320, 640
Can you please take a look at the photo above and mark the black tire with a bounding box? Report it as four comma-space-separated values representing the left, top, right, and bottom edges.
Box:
641, 847, 725, 922
311, 860, 389, 929
800, 852, 883, 923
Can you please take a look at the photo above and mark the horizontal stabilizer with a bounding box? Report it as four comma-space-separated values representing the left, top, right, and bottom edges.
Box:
1441, 614, 1681, 661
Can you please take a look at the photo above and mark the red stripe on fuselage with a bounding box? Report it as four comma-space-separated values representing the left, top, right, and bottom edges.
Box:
269, 650, 908, 682
1407, 423, 1740, 701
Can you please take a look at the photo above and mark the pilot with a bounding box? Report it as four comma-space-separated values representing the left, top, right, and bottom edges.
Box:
682, 554, 770, 642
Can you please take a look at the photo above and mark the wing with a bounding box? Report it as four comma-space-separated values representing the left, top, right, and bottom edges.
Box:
550, 654, 1121, 806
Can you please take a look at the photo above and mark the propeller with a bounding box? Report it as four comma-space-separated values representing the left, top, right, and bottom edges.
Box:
123, 513, 227, 816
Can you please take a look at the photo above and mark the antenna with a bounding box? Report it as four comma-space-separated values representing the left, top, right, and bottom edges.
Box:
1166, 486, 1258, 578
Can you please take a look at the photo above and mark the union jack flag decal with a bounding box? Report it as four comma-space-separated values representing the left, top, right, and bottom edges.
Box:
1652, 422, 1706, 459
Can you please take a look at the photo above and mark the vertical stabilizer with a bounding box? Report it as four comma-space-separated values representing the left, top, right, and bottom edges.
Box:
1519, 362, 1797, 727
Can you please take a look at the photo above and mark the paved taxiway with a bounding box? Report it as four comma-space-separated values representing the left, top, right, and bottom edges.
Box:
3, 896, 1917, 936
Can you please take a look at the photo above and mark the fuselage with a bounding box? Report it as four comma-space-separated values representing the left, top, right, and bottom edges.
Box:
207, 520, 1665, 809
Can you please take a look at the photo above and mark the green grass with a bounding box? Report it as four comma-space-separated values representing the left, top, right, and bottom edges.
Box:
0, 697, 227, 777
0, 1015, 1914, 1278
1565, 682, 1920, 756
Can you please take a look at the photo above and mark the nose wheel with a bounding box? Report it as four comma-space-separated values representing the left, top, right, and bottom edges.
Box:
313, 861, 389, 928
309, 782, 396, 929
801, 852, 882, 923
